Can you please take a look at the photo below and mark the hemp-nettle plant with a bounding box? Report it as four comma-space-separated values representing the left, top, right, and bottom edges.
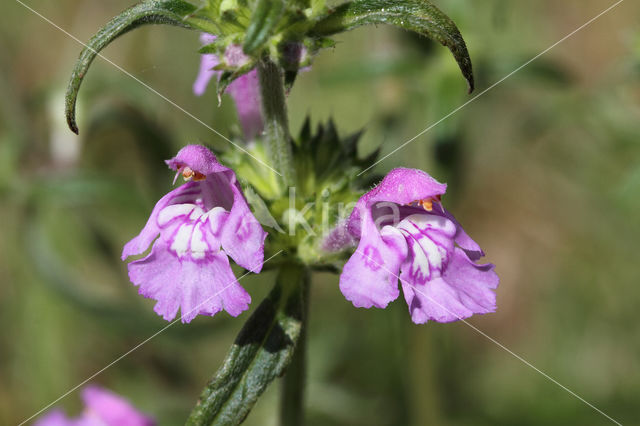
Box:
42, 0, 498, 424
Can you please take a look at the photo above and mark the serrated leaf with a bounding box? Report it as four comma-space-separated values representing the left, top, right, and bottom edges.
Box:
310, 0, 474, 92
242, 0, 285, 54
186, 265, 307, 426
65, 0, 213, 134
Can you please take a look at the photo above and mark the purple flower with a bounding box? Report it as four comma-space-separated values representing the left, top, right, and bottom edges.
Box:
340, 168, 498, 324
34, 385, 154, 426
122, 145, 267, 323
194, 33, 264, 141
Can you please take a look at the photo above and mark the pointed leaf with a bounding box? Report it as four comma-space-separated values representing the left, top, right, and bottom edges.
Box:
242, 0, 285, 54
298, 115, 312, 144
311, 0, 474, 92
215, 61, 256, 103
65, 0, 212, 134
244, 185, 284, 233
284, 70, 298, 93
186, 265, 307, 426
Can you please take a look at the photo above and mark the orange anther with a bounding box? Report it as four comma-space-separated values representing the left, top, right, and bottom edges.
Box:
417, 195, 441, 212
182, 167, 194, 179
181, 167, 206, 182
419, 199, 433, 211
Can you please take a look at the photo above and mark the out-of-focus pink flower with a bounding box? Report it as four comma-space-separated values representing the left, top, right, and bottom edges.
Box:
34, 385, 154, 426
193, 34, 263, 141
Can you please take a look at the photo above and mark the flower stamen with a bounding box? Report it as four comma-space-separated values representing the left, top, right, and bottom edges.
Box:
416, 195, 442, 211
181, 166, 206, 181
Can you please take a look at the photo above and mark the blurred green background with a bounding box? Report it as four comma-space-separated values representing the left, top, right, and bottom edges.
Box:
1, 0, 639, 425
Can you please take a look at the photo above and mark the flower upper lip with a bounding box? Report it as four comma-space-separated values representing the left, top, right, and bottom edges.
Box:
165, 144, 229, 177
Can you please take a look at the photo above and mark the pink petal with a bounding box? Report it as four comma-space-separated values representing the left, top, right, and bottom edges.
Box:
121, 183, 200, 260
348, 168, 447, 235
401, 248, 498, 324
227, 70, 264, 140
81, 385, 154, 426
34, 409, 73, 426
432, 204, 485, 260
165, 144, 229, 176
340, 212, 407, 309
193, 53, 219, 96
128, 242, 250, 323
220, 182, 267, 273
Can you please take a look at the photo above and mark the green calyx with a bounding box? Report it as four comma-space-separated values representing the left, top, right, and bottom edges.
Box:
222, 118, 374, 268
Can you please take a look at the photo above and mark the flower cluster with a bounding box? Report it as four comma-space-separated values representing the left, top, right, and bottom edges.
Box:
123, 145, 497, 324
118, 27, 496, 326
57, 2, 492, 423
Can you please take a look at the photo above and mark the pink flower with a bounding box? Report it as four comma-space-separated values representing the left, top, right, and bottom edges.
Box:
34, 385, 154, 426
194, 33, 264, 141
339, 168, 498, 324
122, 145, 267, 323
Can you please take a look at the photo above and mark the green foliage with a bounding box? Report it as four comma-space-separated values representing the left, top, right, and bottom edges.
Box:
186, 265, 307, 426
5, 1, 640, 426
65, 0, 473, 136
243, 0, 285, 54
311, 0, 474, 92
223, 117, 374, 267
292, 117, 377, 193
64, 0, 212, 134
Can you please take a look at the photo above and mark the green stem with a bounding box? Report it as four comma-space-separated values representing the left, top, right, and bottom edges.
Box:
279, 268, 310, 426
257, 58, 295, 187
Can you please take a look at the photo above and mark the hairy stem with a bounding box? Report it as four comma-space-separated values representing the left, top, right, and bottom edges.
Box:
279, 268, 310, 426
257, 58, 295, 187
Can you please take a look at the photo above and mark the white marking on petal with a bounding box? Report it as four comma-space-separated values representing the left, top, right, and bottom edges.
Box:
189, 206, 205, 221
158, 185, 234, 260
171, 224, 193, 257
380, 225, 404, 239
401, 213, 456, 236
158, 204, 194, 226
206, 207, 228, 236
410, 241, 430, 277
170, 192, 200, 205
190, 222, 208, 259
414, 236, 443, 273
396, 213, 455, 281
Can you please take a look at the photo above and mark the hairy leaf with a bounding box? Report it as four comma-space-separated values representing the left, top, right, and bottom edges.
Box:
311, 0, 474, 92
186, 265, 307, 426
64, 0, 212, 134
